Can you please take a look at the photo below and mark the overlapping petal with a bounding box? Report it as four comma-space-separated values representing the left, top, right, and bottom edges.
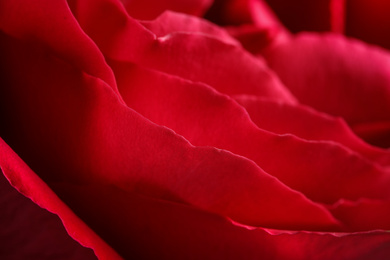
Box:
234, 95, 390, 166
118, 0, 212, 20
3, 154, 390, 259
68, 0, 296, 103
0, 170, 97, 260
260, 33, 390, 147
0, 28, 340, 230
0, 140, 119, 259
1, 0, 390, 259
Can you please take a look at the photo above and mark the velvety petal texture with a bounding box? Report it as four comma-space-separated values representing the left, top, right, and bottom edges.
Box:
1, 0, 390, 259
261, 33, 390, 147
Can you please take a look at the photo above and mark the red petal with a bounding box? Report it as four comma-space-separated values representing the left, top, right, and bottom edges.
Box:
3, 137, 390, 259
110, 60, 390, 206
262, 33, 390, 144
0, 31, 339, 230
234, 95, 390, 166
329, 198, 390, 231
352, 121, 390, 148
68, 0, 296, 103
19, 177, 390, 259
141, 11, 240, 46
0, 171, 97, 260
0, 139, 121, 259
118, 0, 212, 20
226, 24, 280, 54
0, 0, 117, 92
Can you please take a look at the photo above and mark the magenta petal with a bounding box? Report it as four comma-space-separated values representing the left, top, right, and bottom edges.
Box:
0, 172, 97, 260
262, 33, 390, 143
234, 95, 390, 166
110, 60, 390, 206
0, 139, 122, 259
51, 181, 390, 260
0, 30, 339, 230
119, 0, 212, 20
68, 0, 296, 103
352, 120, 390, 148
0, 0, 117, 91
141, 11, 240, 46
329, 198, 390, 231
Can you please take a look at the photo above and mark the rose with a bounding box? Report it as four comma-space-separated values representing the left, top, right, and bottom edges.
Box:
1, 0, 390, 259
209, 0, 390, 146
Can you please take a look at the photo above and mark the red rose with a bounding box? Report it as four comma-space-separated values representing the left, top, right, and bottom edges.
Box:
1, 0, 390, 259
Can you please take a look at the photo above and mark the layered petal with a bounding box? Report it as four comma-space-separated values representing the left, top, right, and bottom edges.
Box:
68, 0, 296, 103
0, 30, 339, 230
261, 33, 390, 147
234, 95, 390, 166
118, 0, 212, 20
0, 139, 121, 259
0, 170, 97, 260
141, 11, 240, 46
3, 154, 390, 259
329, 198, 390, 232
110, 60, 390, 206
0, 0, 116, 91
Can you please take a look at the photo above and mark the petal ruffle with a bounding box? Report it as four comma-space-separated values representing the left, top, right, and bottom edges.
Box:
234, 95, 390, 166
0, 31, 338, 230
68, 0, 296, 103
109, 60, 390, 207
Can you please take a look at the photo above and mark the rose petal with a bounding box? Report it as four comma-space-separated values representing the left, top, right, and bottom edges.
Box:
328, 198, 390, 231
0, 31, 339, 230
68, 0, 296, 103
226, 24, 280, 54
261, 33, 390, 146
234, 95, 390, 166
0, 0, 117, 91
0, 170, 97, 260
352, 121, 390, 148
118, 0, 212, 20
345, 0, 390, 49
109, 59, 390, 206
3, 137, 390, 259
205, 0, 283, 31
0, 139, 121, 259
141, 11, 240, 46
52, 181, 390, 260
